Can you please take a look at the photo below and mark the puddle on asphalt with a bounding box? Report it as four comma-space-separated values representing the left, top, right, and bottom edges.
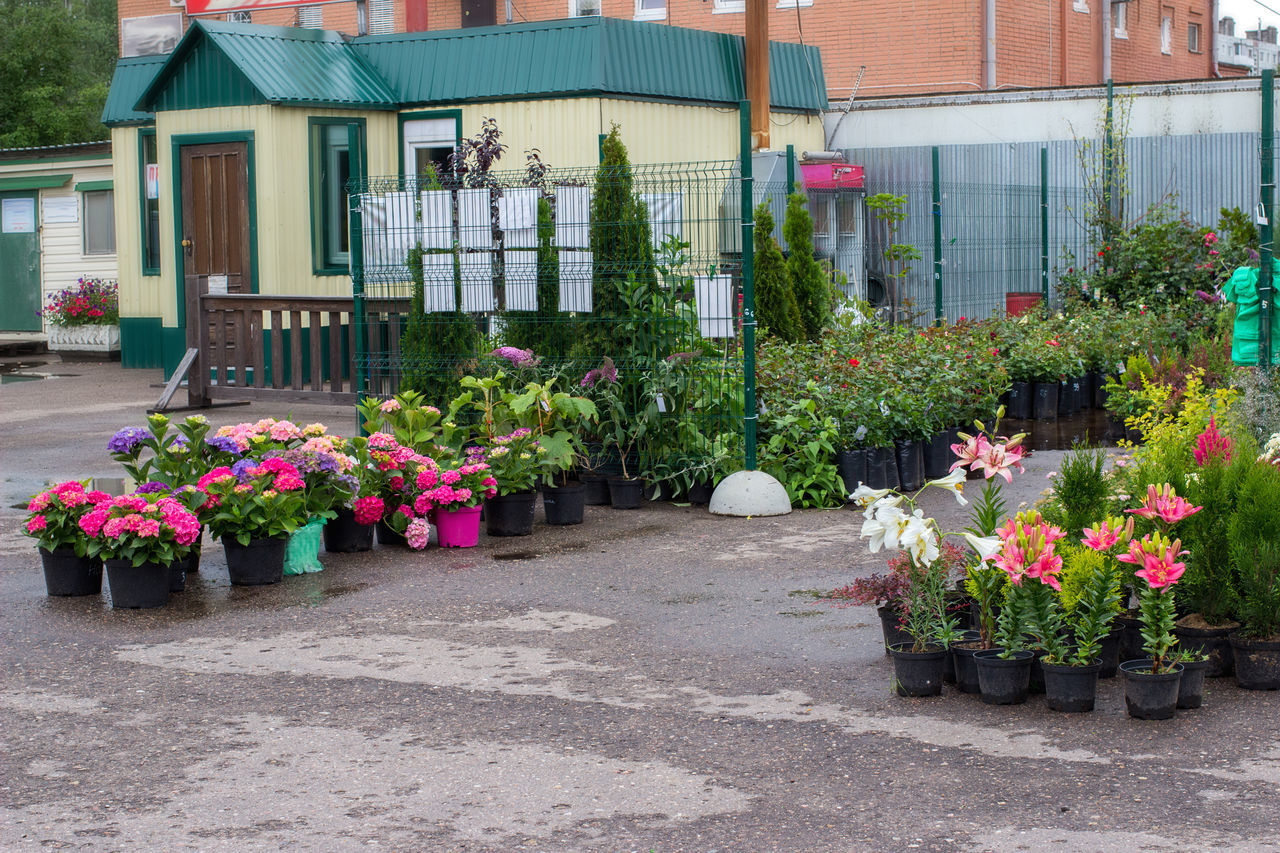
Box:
493, 551, 539, 561
0, 359, 78, 382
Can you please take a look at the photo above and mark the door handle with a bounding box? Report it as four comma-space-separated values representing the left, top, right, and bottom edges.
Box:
182, 238, 193, 253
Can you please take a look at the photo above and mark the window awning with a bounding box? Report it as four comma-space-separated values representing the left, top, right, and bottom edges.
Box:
75, 180, 113, 192
0, 174, 72, 191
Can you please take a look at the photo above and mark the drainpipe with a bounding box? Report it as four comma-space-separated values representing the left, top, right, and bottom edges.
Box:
1101, 0, 1112, 83
984, 0, 996, 89
1210, 0, 1220, 77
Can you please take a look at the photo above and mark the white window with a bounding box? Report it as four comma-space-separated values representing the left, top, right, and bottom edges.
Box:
1113, 2, 1127, 38
1073, 0, 1088, 12
369, 0, 394, 34
634, 0, 665, 20
569, 0, 601, 16
1188, 22, 1201, 53
83, 190, 115, 255
777, 0, 813, 8
1161, 12, 1173, 54
402, 118, 457, 184
713, 0, 744, 12
296, 6, 322, 28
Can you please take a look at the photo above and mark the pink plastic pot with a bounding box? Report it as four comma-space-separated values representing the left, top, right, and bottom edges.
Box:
435, 505, 482, 548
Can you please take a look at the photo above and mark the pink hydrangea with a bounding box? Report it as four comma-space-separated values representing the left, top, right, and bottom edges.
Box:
25, 515, 47, 533
413, 494, 433, 515
405, 517, 431, 550
80, 509, 109, 536
353, 495, 385, 525
27, 492, 52, 513
441, 469, 461, 485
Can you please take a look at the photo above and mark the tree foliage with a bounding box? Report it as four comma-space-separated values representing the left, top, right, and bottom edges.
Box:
0, 0, 118, 148
753, 202, 802, 343
589, 125, 656, 325
783, 193, 830, 341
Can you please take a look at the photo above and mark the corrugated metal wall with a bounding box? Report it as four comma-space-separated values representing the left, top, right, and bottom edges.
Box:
842, 132, 1273, 322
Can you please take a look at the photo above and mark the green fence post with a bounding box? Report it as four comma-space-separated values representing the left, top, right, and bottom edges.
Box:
786, 144, 795, 197
931, 146, 943, 324
740, 100, 757, 471
1263, 70, 1275, 369
1040, 146, 1050, 315
348, 188, 367, 430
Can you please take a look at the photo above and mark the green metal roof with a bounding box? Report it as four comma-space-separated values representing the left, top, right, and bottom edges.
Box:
353, 18, 825, 112
102, 55, 167, 126
136, 20, 399, 114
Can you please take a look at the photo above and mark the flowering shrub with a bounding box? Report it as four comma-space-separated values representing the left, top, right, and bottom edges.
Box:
108, 413, 212, 488
79, 492, 202, 566
485, 428, 544, 495
205, 419, 331, 461
22, 481, 113, 556
357, 391, 444, 453
41, 277, 118, 326
427, 454, 497, 509
261, 447, 355, 521
196, 458, 308, 545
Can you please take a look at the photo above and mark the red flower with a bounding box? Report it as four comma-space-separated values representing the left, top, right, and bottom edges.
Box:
848, 358, 859, 367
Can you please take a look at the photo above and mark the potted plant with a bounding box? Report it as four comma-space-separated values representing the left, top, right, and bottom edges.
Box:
1117, 483, 1202, 719
582, 357, 650, 509
509, 377, 598, 525
42, 276, 120, 357
197, 458, 308, 585
78, 491, 202, 609
323, 437, 383, 553
483, 428, 543, 536
261, 446, 352, 574
1227, 461, 1280, 690
419, 454, 497, 548
22, 480, 113, 596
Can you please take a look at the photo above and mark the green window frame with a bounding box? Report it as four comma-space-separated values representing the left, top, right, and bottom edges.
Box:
139, 128, 161, 276
309, 117, 367, 275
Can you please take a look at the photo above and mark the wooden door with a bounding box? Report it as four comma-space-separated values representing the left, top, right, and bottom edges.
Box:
181, 142, 251, 391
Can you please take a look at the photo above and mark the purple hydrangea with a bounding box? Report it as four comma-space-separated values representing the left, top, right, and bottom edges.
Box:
134, 481, 169, 495
231, 458, 258, 483
107, 427, 151, 455
264, 448, 340, 478
206, 435, 243, 456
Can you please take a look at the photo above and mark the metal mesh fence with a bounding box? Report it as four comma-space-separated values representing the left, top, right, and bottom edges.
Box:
351, 162, 789, 484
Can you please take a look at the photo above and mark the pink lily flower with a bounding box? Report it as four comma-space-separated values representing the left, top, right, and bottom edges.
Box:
1081, 516, 1134, 552
1127, 483, 1202, 526
949, 433, 992, 473
976, 442, 1026, 483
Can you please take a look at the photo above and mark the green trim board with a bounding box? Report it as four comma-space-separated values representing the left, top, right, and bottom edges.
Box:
0, 174, 72, 191
74, 180, 113, 192
396, 109, 462, 177
138, 128, 160, 276
308, 116, 367, 275
169, 131, 260, 334
120, 316, 164, 369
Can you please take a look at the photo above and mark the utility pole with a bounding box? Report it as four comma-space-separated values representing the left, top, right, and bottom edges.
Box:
746, 0, 770, 150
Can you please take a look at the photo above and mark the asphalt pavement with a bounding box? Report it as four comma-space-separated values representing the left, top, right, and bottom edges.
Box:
2, 355, 1278, 852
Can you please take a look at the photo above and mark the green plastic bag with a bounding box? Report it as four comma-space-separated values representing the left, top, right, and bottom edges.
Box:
283, 517, 325, 575
1224, 261, 1280, 366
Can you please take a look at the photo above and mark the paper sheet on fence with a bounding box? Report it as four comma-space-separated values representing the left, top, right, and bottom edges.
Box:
555, 185, 590, 249
421, 251, 455, 313
360, 191, 417, 279
458, 189, 492, 250
694, 275, 734, 339
459, 252, 496, 312
504, 250, 538, 311
419, 190, 452, 250
499, 189, 537, 244
558, 250, 592, 313
640, 191, 683, 248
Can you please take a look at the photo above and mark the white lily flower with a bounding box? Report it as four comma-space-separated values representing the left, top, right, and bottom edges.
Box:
861, 493, 903, 520
849, 483, 891, 507
862, 503, 906, 552
898, 510, 939, 567
963, 532, 1001, 563
926, 469, 968, 506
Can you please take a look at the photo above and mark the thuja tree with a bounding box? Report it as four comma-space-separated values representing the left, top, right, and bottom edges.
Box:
400, 245, 479, 404
588, 126, 656, 343
754, 202, 802, 343
783, 193, 830, 341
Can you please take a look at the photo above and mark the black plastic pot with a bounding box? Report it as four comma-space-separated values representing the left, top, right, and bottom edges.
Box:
223, 536, 287, 586
39, 547, 103, 597
169, 559, 186, 593
1042, 660, 1102, 713
923, 431, 955, 481
1007, 381, 1032, 419
1098, 625, 1123, 678
951, 641, 988, 694
1032, 381, 1059, 420
974, 649, 1034, 705
1057, 379, 1076, 416
1094, 375, 1110, 410
877, 605, 911, 654
1177, 657, 1210, 709
895, 439, 924, 492
324, 508, 375, 553
1118, 614, 1145, 664
543, 483, 586, 526
582, 475, 612, 506
835, 448, 868, 496
1174, 621, 1236, 677
1230, 634, 1280, 690
1080, 373, 1097, 409
485, 491, 537, 536
889, 643, 946, 697
608, 477, 644, 510
1121, 659, 1183, 720
104, 558, 170, 609
1028, 648, 1048, 694
182, 535, 203, 573
865, 446, 898, 490
376, 520, 408, 548
687, 479, 714, 506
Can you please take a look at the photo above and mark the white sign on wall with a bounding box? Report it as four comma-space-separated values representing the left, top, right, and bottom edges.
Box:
42, 197, 79, 224
2, 197, 36, 233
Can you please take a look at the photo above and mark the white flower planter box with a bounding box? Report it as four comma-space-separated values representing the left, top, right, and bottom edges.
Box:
47, 324, 121, 356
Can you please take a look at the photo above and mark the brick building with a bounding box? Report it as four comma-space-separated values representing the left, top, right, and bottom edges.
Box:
118, 0, 1217, 99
